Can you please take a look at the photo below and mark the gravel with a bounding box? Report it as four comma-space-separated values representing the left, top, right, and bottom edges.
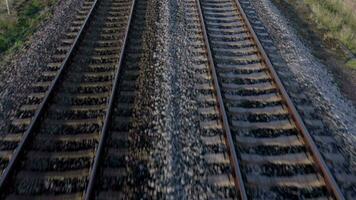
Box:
146, 0, 201, 197
240, 0, 356, 163
0, 0, 85, 132
2, 0, 354, 197
131, 0, 211, 198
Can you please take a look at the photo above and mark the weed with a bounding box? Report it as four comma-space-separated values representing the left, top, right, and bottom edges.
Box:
304, 0, 356, 54
346, 59, 356, 69
0, 0, 57, 54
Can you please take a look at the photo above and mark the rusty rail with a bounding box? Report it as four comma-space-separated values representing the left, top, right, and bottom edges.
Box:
195, 0, 248, 199
232, 0, 345, 199
196, 0, 345, 199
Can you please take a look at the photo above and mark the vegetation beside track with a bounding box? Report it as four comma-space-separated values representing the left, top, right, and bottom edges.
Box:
303, 0, 356, 56
0, 0, 57, 54
273, 0, 356, 69
346, 58, 356, 69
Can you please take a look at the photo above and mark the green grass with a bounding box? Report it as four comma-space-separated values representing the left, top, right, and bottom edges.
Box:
0, 0, 57, 54
304, 0, 356, 54
346, 59, 356, 69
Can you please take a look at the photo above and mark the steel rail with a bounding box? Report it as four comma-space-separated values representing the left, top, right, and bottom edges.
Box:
84, 0, 136, 199
231, 0, 345, 199
0, 0, 99, 193
196, 0, 248, 199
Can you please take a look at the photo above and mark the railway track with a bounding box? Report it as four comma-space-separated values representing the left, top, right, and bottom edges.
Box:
86, 0, 151, 198
0, 0, 135, 198
0, 0, 352, 199
183, 0, 242, 198
0, 0, 95, 178
238, 1, 356, 198
191, 0, 346, 199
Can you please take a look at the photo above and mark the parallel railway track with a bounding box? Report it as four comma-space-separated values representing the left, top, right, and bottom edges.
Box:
0, 0, 350, 199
